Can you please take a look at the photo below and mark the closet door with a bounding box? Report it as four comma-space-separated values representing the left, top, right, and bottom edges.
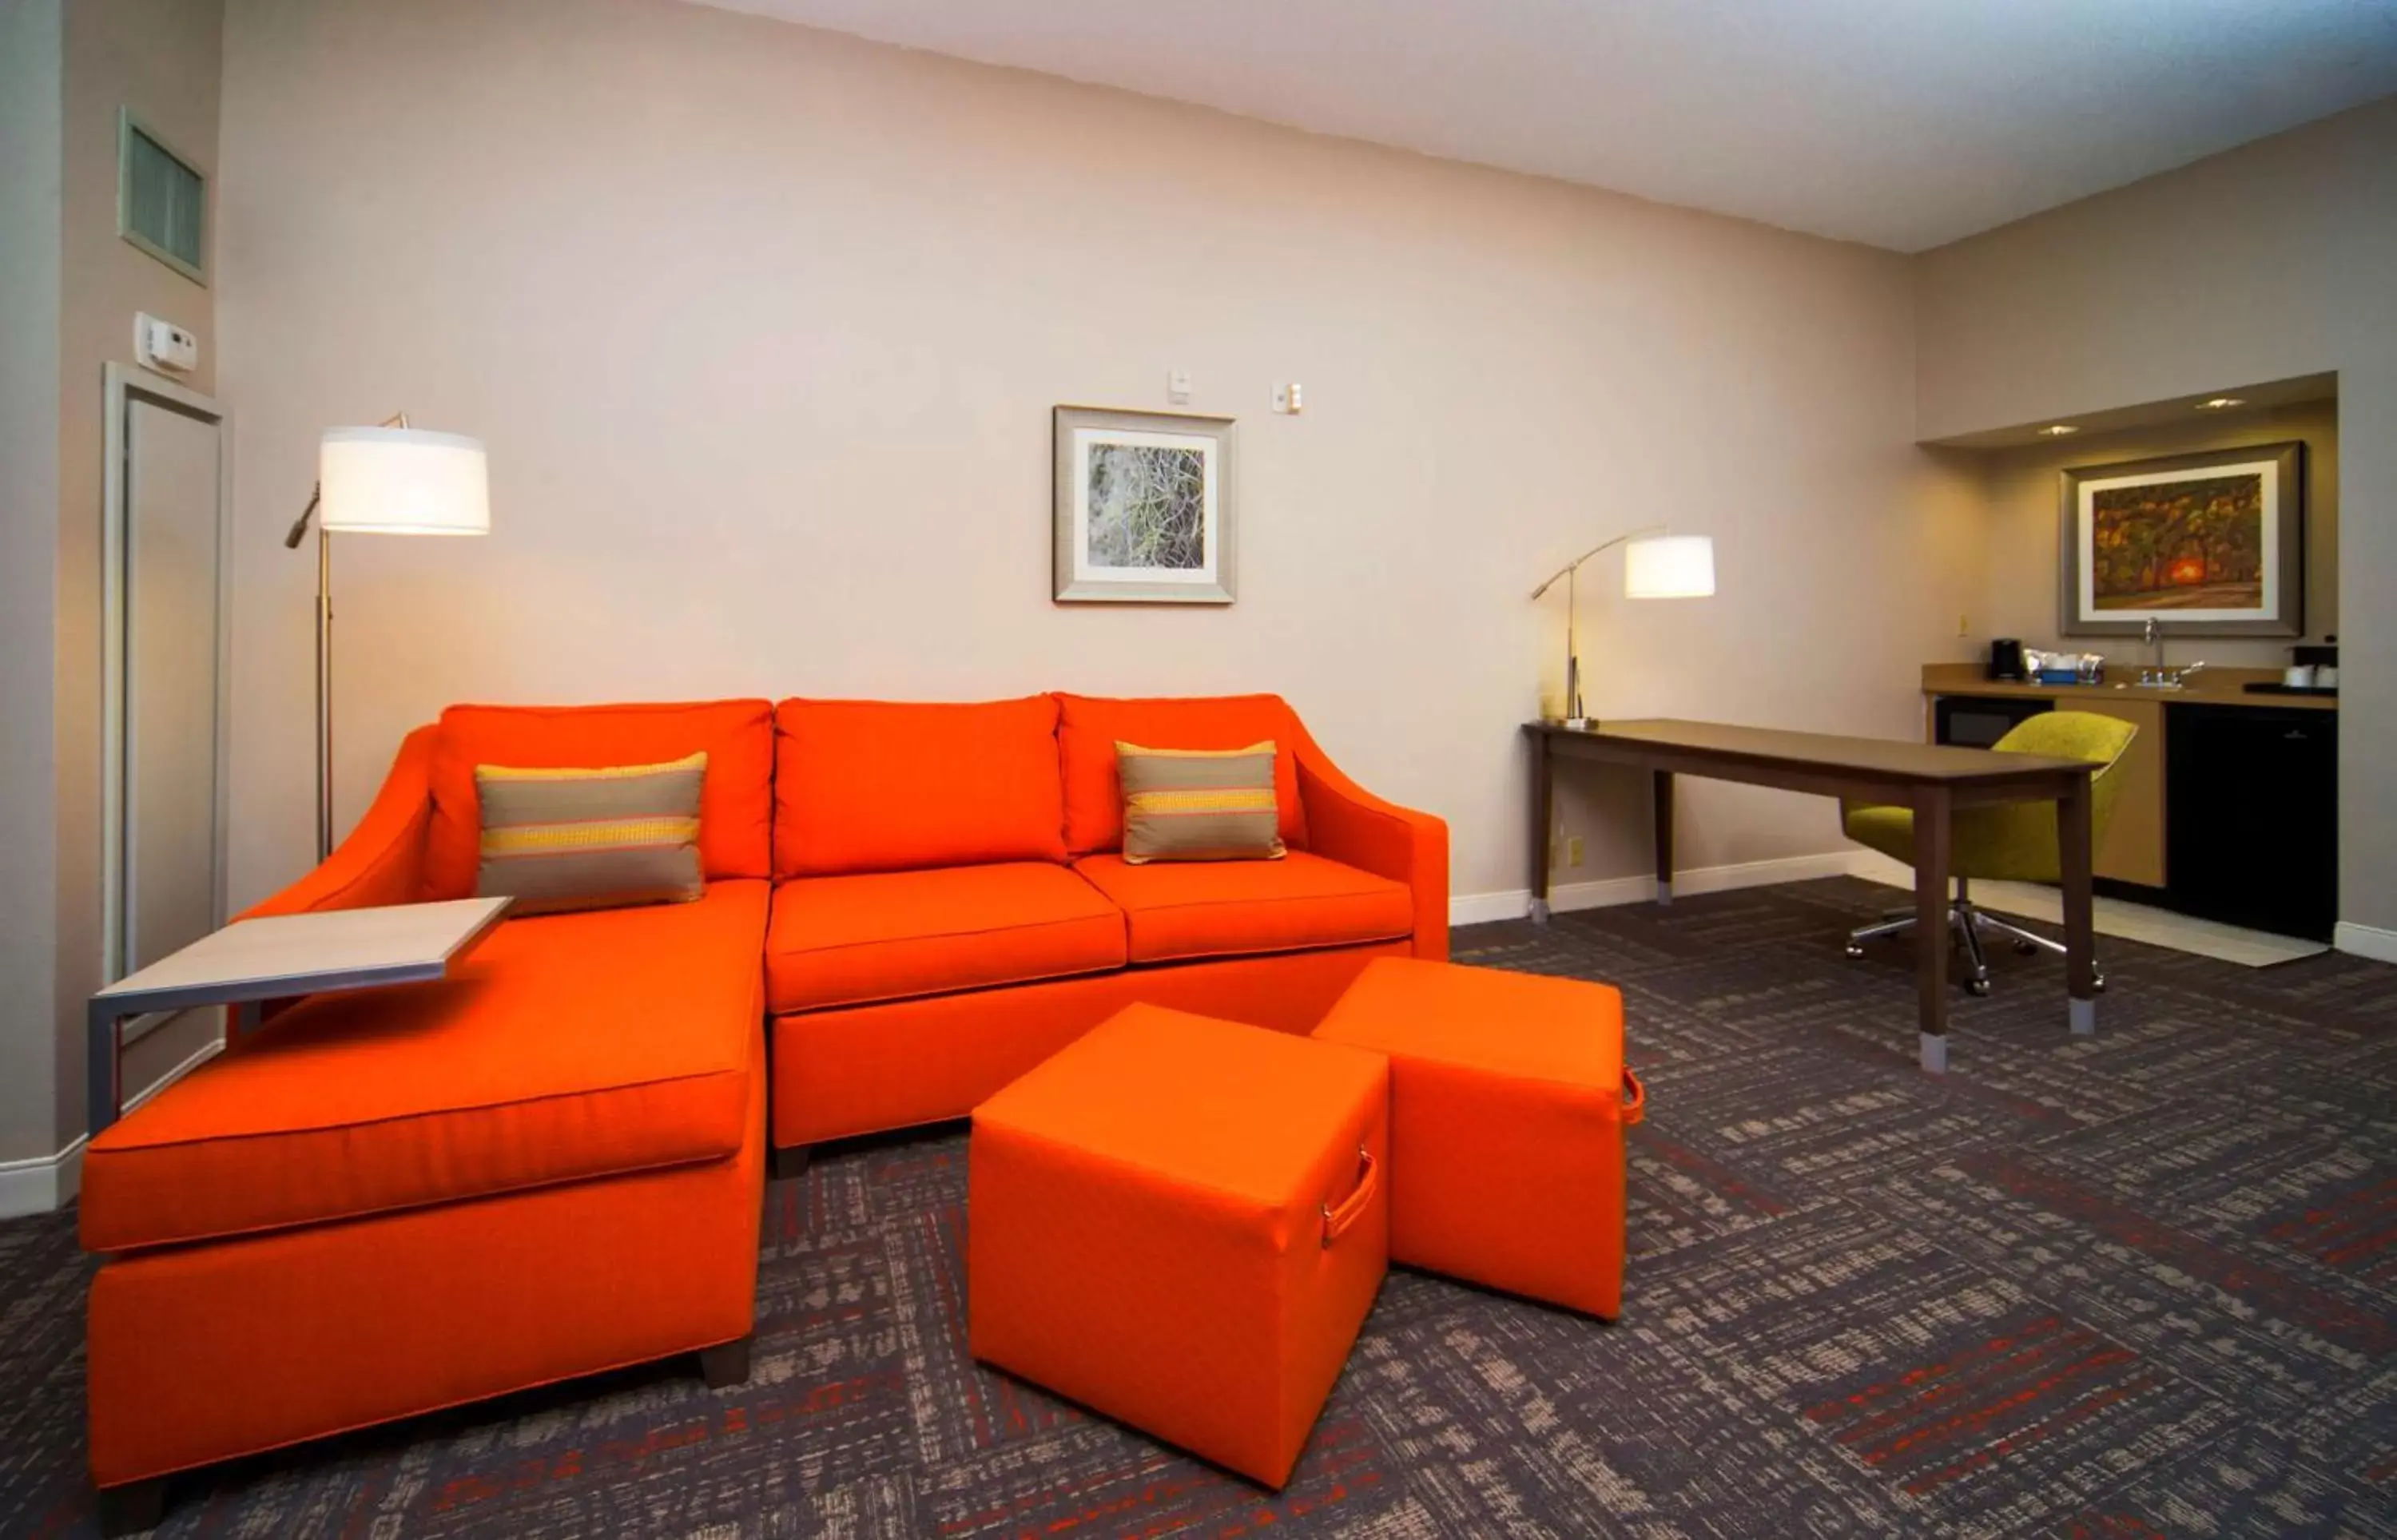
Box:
120, 389, 225, 973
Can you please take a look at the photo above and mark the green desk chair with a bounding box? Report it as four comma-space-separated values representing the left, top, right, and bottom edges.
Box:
1842, 710, 2137, 996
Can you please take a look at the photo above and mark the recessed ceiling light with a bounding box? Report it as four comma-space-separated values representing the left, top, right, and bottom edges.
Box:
2196, 396, 2246, 410
2037, 424, 2077, 436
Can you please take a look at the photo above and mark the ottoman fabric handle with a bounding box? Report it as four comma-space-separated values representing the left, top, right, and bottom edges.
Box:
1321, 1145, 1379, 1248
1621, 1069, 1646, 1126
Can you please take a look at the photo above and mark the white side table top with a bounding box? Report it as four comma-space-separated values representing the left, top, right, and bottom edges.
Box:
97, 895, 514, 1010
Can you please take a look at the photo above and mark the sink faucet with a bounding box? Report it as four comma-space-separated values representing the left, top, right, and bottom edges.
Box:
2135, 618, 2205, 688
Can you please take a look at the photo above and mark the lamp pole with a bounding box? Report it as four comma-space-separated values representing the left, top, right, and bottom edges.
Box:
1530, 524, 1664, 728
281, 411, 411, 862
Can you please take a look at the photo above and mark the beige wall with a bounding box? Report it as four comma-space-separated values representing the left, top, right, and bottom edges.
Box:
215, 0, 1979, 915
1971, 397, 2339, 670
1919, 96, 2396, 937
0, 0, 66, 1167
6, 0, 225, 1165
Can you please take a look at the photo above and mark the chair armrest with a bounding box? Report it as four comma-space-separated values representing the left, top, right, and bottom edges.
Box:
238, 725, 439, 919
1293, 725, 1449, 962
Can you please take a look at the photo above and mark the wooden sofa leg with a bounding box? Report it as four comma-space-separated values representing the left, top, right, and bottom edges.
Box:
769, 1143, 811, 1183
698, 1335, 753, 1390
96, 1477, 168, 1537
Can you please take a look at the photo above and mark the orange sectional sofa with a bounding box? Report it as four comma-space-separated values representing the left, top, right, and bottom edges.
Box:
76, 691, 1445, 1522
764, 692, 1446, 1153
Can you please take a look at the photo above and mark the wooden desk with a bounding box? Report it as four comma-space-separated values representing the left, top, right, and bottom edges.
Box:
1526, 719, 2098, 1071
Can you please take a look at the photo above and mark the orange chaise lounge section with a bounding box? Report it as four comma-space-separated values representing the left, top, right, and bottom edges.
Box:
76, 691, 1445, 1513
77, 700, 778, 1515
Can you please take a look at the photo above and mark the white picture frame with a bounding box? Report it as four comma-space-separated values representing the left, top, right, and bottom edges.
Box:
1052, 406, 1236, 604
2057, 442, 2304, 638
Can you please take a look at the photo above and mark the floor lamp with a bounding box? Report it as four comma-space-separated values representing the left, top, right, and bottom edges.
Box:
1531, 530, 1715, 728
284, 416, 490, 859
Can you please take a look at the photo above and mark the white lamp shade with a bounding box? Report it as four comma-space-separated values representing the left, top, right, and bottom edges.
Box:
319, 427, 490, 535
1624, 534, 1715, 598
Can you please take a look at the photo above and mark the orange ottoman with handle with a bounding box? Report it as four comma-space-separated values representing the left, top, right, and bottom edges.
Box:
1314, 957, 1644, 1319
970, 1003, 1389, 1487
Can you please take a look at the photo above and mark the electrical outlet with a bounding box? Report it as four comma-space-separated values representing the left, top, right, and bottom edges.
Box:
1958, 612, 1970, 637
1565, 835, 1584, 867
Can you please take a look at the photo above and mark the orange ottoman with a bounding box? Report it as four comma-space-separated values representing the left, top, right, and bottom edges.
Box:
1314, 957, 1644, 1319
969, 1003, 1389, 1488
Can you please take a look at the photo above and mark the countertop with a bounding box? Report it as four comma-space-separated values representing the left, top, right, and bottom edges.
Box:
1922, 661, 2338, 712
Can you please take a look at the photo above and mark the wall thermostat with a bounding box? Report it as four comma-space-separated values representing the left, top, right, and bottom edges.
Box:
134, 312, 199, 376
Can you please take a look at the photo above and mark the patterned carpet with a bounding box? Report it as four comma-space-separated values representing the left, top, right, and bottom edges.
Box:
4, 875, 2395, 1538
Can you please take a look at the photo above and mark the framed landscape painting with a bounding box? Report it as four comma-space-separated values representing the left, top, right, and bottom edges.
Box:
1053, 406, 1235, 604
2058, 441, 2304, 637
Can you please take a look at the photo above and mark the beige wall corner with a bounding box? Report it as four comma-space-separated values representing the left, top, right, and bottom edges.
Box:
1918, 95, 2397, 934
45, 0, 225, 1164
214, 0, 1978, 913
0, 0, 67, 1169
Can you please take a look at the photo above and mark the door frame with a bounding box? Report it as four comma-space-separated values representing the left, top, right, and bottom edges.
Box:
101, 361, 233, 1001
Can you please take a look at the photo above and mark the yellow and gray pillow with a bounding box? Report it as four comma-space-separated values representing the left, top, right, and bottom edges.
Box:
1115, 741, 1287, 863
475, 752, 706, 915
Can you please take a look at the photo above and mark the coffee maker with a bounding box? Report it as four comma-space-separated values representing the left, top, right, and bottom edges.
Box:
1987, 638, 2028, 682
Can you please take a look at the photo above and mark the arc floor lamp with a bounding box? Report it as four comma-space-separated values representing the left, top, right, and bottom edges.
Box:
284, 414, 489, 859
1532, 527, 1715, 728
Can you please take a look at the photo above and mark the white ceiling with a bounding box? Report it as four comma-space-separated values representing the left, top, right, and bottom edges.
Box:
688, 0, 2397, 251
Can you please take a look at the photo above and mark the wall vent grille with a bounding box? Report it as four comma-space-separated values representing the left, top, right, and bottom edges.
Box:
118, 111, 205, 284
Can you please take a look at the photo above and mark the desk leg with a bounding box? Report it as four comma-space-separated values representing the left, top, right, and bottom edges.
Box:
1913, 784, 1953, 1072
88, 1001, 121, 1140
1530, 740, 1554, 923
1653, 771, 1676, 905
2060, 772, 2099, 1035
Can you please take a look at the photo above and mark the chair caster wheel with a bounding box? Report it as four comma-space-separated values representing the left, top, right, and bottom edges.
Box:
1843, 943, 1866, 959
2092, 974, 2106, 994
1966, 978, 1992, 998
2013, 939, 2039, 955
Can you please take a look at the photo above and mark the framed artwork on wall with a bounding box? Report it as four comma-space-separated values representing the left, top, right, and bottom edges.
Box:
2057, 441, 2304, 637
1053, 406, 1236, 604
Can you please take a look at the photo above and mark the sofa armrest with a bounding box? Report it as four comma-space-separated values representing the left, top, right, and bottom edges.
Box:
239, 724, 439, 920
1293, 726, 1449, 962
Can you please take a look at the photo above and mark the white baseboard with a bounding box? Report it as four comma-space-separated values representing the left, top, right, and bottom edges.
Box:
2335, 922, 2397, 966
1449, 890, 1540, 927
0, 1035, 223, 1220
0, 1139, 83, 1221
1450, 851, 1859, 927
1846, 849, 1918, 889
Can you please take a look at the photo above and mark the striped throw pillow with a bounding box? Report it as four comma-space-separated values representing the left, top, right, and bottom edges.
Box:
474, 752, 707, 915
1115, 741, 1287, 864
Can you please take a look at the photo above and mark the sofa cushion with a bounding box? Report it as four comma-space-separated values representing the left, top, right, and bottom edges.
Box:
1072, 851, 1410, 964
767, 862, 1126, 1014
1058, 694, 1308, 856
424, 700, 773, 899
79, 880, 769, 1254
775, 697, 1067, 878
474, 752, 706, 915
1116, 740, 1286, 863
